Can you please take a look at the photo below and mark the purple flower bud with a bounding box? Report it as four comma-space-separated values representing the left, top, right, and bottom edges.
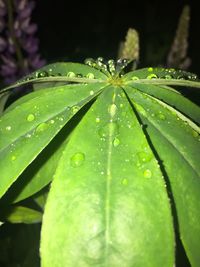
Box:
0, 0, 7, 16
22, 37, 39, 53
29, 54, 46, 69
0, 37, 6, 52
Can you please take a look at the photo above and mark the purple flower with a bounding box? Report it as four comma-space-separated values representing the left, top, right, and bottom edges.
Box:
0, 0, 46, 85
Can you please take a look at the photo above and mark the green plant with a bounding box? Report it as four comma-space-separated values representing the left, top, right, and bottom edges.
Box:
0, 58, 200, 267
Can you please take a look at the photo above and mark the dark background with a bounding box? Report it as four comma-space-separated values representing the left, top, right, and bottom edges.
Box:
33, 0, 200, 74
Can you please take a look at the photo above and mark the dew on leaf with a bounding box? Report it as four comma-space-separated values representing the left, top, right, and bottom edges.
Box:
25, 133, 32, 138
86, 73, 95, 79
67, 71, 76, 78
192, 130, 199, 138
71, 105, 80, 114
98, 122, 119, 138
70, 152, 85, 167
95, 117, 100, 123
143, 169, 152, 178
119, 103, 124, 108
35, 122, 48, 133
156, 112, 166, 120
131, 76, 139, 80
147, 73, 158, 79
50, 119, 55, 124
36, 71, 48, 78
137, 151, 153, 163
108, 103, 117, 117
11, 155, 16, 161
113, 137, 120, 147
90, 90, 94, 95
26, 114, 35, 122
148, 67, 153, 72
5, 126, 11, 131
122, 178, 128, 185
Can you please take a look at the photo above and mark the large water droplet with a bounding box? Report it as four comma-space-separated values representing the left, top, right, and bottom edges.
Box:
67, 71, 76, 78
5, 126, 11, 131
86, 73, 95, 79
36, 71, 48, 78
70, 152, 85, 167
27, 114, 35, 122
143, 169, 152, 178
98, 122, 119, 138
35, 122, 48, 133
113, 137, 120, 147
108, 104, 117, 117
71, 105, 80, 114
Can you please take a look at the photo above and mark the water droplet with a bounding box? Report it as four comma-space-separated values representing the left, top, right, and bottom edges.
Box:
108, 103, 117, 117
67, 71, 76, 78
35, 122, 48, 133
71, 105, 80, 114
164, 74, 172, 79
157, 112, 166, 120
137, 151, 153, 163
148, 67, 153, 72
119, 103, 124, 108
143, 169, 152, 178
25, 134, 32, 138
90, 90, 94, 95
59, 117, 64, 121
26, 114, 35, 122
122, 178, 128, 185
36, 71, 48, 78
147, 74, 157, 79
192, 130, 199, 138
5, 126, 11, 131
131, 76, 139, 80
50, 119, 55, 124
11, 155, 16, 161
95, 117, 100, 123
98, 122, 119, 138
86, 73, 95, 79
134, 103, 147, 116
113, 137, 120, 147
70, 152, 85, 167
100, 171, 104, 175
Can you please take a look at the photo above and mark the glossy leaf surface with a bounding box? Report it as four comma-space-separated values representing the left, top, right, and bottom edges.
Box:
41, 86, 174, 267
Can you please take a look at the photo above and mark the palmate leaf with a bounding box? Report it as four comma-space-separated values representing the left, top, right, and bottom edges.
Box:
0, 59, 200, 267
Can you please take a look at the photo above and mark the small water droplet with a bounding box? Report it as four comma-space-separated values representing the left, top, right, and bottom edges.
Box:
71, 105, 80, 114
113, 137, 120, 147
70, 152, 85, 167
108, 103, 117, 117
67, 71, 76, 78
95, 117, 100, 123
11, 155, 16, 161
25, 134, 32, 138
157, 112, 166, 120
137, 151, 153, 163
148, 67, 153, 72
90, 90, 94, 95
119, 103, 124, 108
192, 130, 199, 138
122, 178, 128, 185
36, 71, 48, 78
50, 119, 55, 124
59, 117, 64, 121
35, 122, 48, 133
147, 74, 157, 79
98, 122, 119, 138
143, 169, 152, 178
5, 126, 11, 131
131, 76, 139, 80
100, 171, 104, 175
26, 114, 35, 122
86, 73, 95, 79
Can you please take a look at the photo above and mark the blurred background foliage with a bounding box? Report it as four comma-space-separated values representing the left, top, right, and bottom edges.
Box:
0, 0, 199, 266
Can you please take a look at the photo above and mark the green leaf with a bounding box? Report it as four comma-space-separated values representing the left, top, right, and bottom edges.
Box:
41, 86, 174, 267
0, 92, 9, 114
128, 83, 200, 124
0, 62, 107, 94
0, 206, 42, 224
125, 85, 200, 266
0, 82, 107, 199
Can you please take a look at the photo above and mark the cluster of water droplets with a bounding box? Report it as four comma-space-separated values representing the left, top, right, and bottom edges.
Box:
85, 57, 130, 77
